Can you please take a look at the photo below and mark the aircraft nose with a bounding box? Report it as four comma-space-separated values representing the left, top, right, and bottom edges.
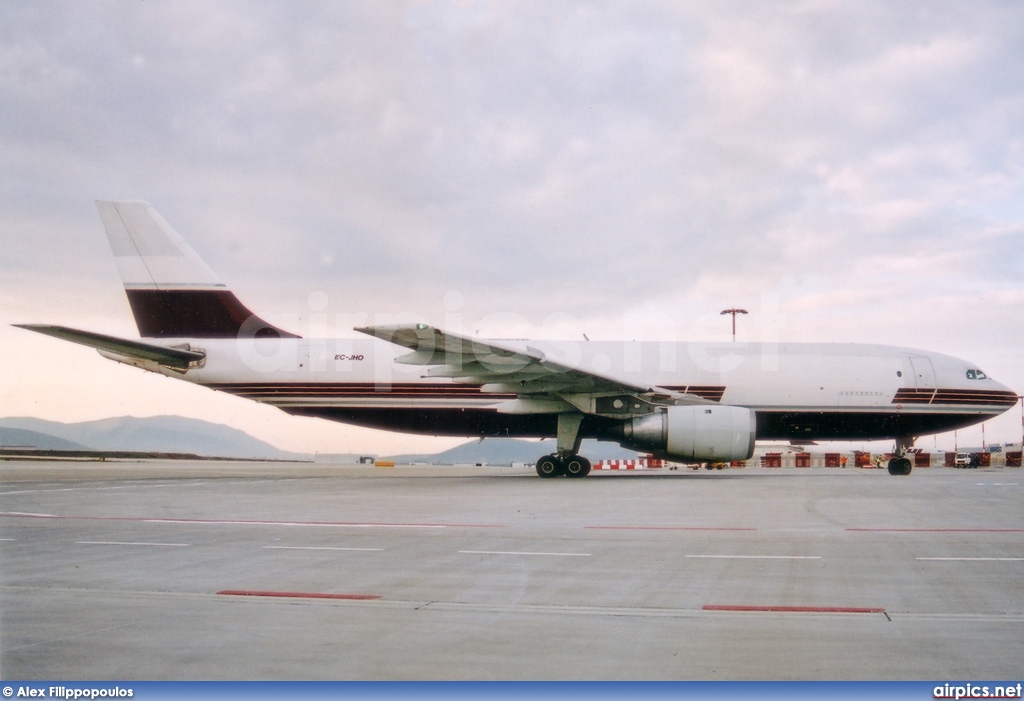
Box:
994, 378, 1018, 396
984, 376, 1020, 412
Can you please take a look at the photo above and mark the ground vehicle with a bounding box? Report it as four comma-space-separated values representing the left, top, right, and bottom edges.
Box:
954, 452, 978, 468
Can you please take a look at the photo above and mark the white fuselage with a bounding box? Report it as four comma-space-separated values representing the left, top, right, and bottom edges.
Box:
134, 336, 1016, 442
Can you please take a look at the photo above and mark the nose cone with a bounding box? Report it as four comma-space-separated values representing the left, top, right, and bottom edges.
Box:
977, 367, 1017, 397
977, 375, 1019, 415
992, 378, 1017, 395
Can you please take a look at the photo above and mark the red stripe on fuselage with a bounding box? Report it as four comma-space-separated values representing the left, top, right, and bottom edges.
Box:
204, 382, 516, 400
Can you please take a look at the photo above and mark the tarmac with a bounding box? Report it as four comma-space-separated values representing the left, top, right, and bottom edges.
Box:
1, 460, 1023, 680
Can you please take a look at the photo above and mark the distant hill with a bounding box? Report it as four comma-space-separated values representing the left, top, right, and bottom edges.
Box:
1, 416, 641, 465
387, 438, 640, 465
0, 416, 307, 460
0, 427, 89, 451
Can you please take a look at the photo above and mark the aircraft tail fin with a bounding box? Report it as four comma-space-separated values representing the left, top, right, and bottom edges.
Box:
95, 201, 297, 339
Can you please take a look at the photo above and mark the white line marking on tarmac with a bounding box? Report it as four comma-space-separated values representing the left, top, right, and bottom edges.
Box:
0, 538, 16, 541
685, 555, 822, 559
0, 482, 186, 495
0, 513, 502, 529
262, 546, 383, 552
76, 541, 190, 547
459, 550, 591, 557
917, 557, 1024, 561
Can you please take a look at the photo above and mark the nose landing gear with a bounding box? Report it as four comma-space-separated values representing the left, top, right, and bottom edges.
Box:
887, 436, 915, 476
886, 456, 913, 476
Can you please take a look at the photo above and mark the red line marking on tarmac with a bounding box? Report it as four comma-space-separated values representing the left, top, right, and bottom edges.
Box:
585, 525, 757, 531
0, 512, 504, 529
703, 604, 885, 614
846, 528, 1024, 533
217, 590, 381, 600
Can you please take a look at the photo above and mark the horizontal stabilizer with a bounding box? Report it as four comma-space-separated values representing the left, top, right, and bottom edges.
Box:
14, 324, 205, 371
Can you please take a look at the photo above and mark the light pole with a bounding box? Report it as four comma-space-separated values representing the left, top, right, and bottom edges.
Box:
1019, 395, 1023, 449
720, 308, 748, 342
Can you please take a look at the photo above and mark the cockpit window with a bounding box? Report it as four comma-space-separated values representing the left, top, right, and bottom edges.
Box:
966, 369, 988, 380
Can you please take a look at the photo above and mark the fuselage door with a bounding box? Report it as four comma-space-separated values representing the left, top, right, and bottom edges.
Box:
908, 355, 936, 389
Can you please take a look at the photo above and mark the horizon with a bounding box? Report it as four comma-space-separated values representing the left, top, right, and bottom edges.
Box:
2, 413, 1017, 458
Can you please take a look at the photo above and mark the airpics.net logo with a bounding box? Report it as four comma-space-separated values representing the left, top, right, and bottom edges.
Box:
934, 683, 1023, 699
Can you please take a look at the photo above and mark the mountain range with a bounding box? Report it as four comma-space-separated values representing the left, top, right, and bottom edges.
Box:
0, 415, 306, 460
0, 415, 640, 464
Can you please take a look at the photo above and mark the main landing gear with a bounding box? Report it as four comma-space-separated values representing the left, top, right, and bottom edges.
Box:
887, 436, 914, 476
535, 412, 592, 478
536, 453, 592, 478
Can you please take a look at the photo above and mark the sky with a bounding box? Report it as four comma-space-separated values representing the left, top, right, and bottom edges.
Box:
2, 1, 1023, 455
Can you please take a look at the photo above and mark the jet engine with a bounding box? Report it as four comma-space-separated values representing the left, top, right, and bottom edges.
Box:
615, 405, 756, 462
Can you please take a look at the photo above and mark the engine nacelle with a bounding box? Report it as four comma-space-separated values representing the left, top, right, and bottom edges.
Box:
616, 405, 756, 462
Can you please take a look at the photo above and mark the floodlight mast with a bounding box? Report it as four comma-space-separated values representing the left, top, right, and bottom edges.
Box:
720, 308, 748, 342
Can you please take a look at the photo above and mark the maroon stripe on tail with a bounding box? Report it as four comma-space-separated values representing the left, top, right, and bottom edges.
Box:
126, 289, 299, 339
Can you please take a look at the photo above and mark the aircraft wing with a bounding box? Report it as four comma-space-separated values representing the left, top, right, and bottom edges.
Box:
355, 323, 710, 416
15, 324, 205, 371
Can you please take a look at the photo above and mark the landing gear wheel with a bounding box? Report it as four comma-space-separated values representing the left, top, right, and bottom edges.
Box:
887, 457, 912, 476
564, 456, 591, 478
536, 454, 563, 478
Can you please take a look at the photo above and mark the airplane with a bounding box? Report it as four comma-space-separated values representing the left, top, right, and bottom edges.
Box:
16, 201, 1019, 477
